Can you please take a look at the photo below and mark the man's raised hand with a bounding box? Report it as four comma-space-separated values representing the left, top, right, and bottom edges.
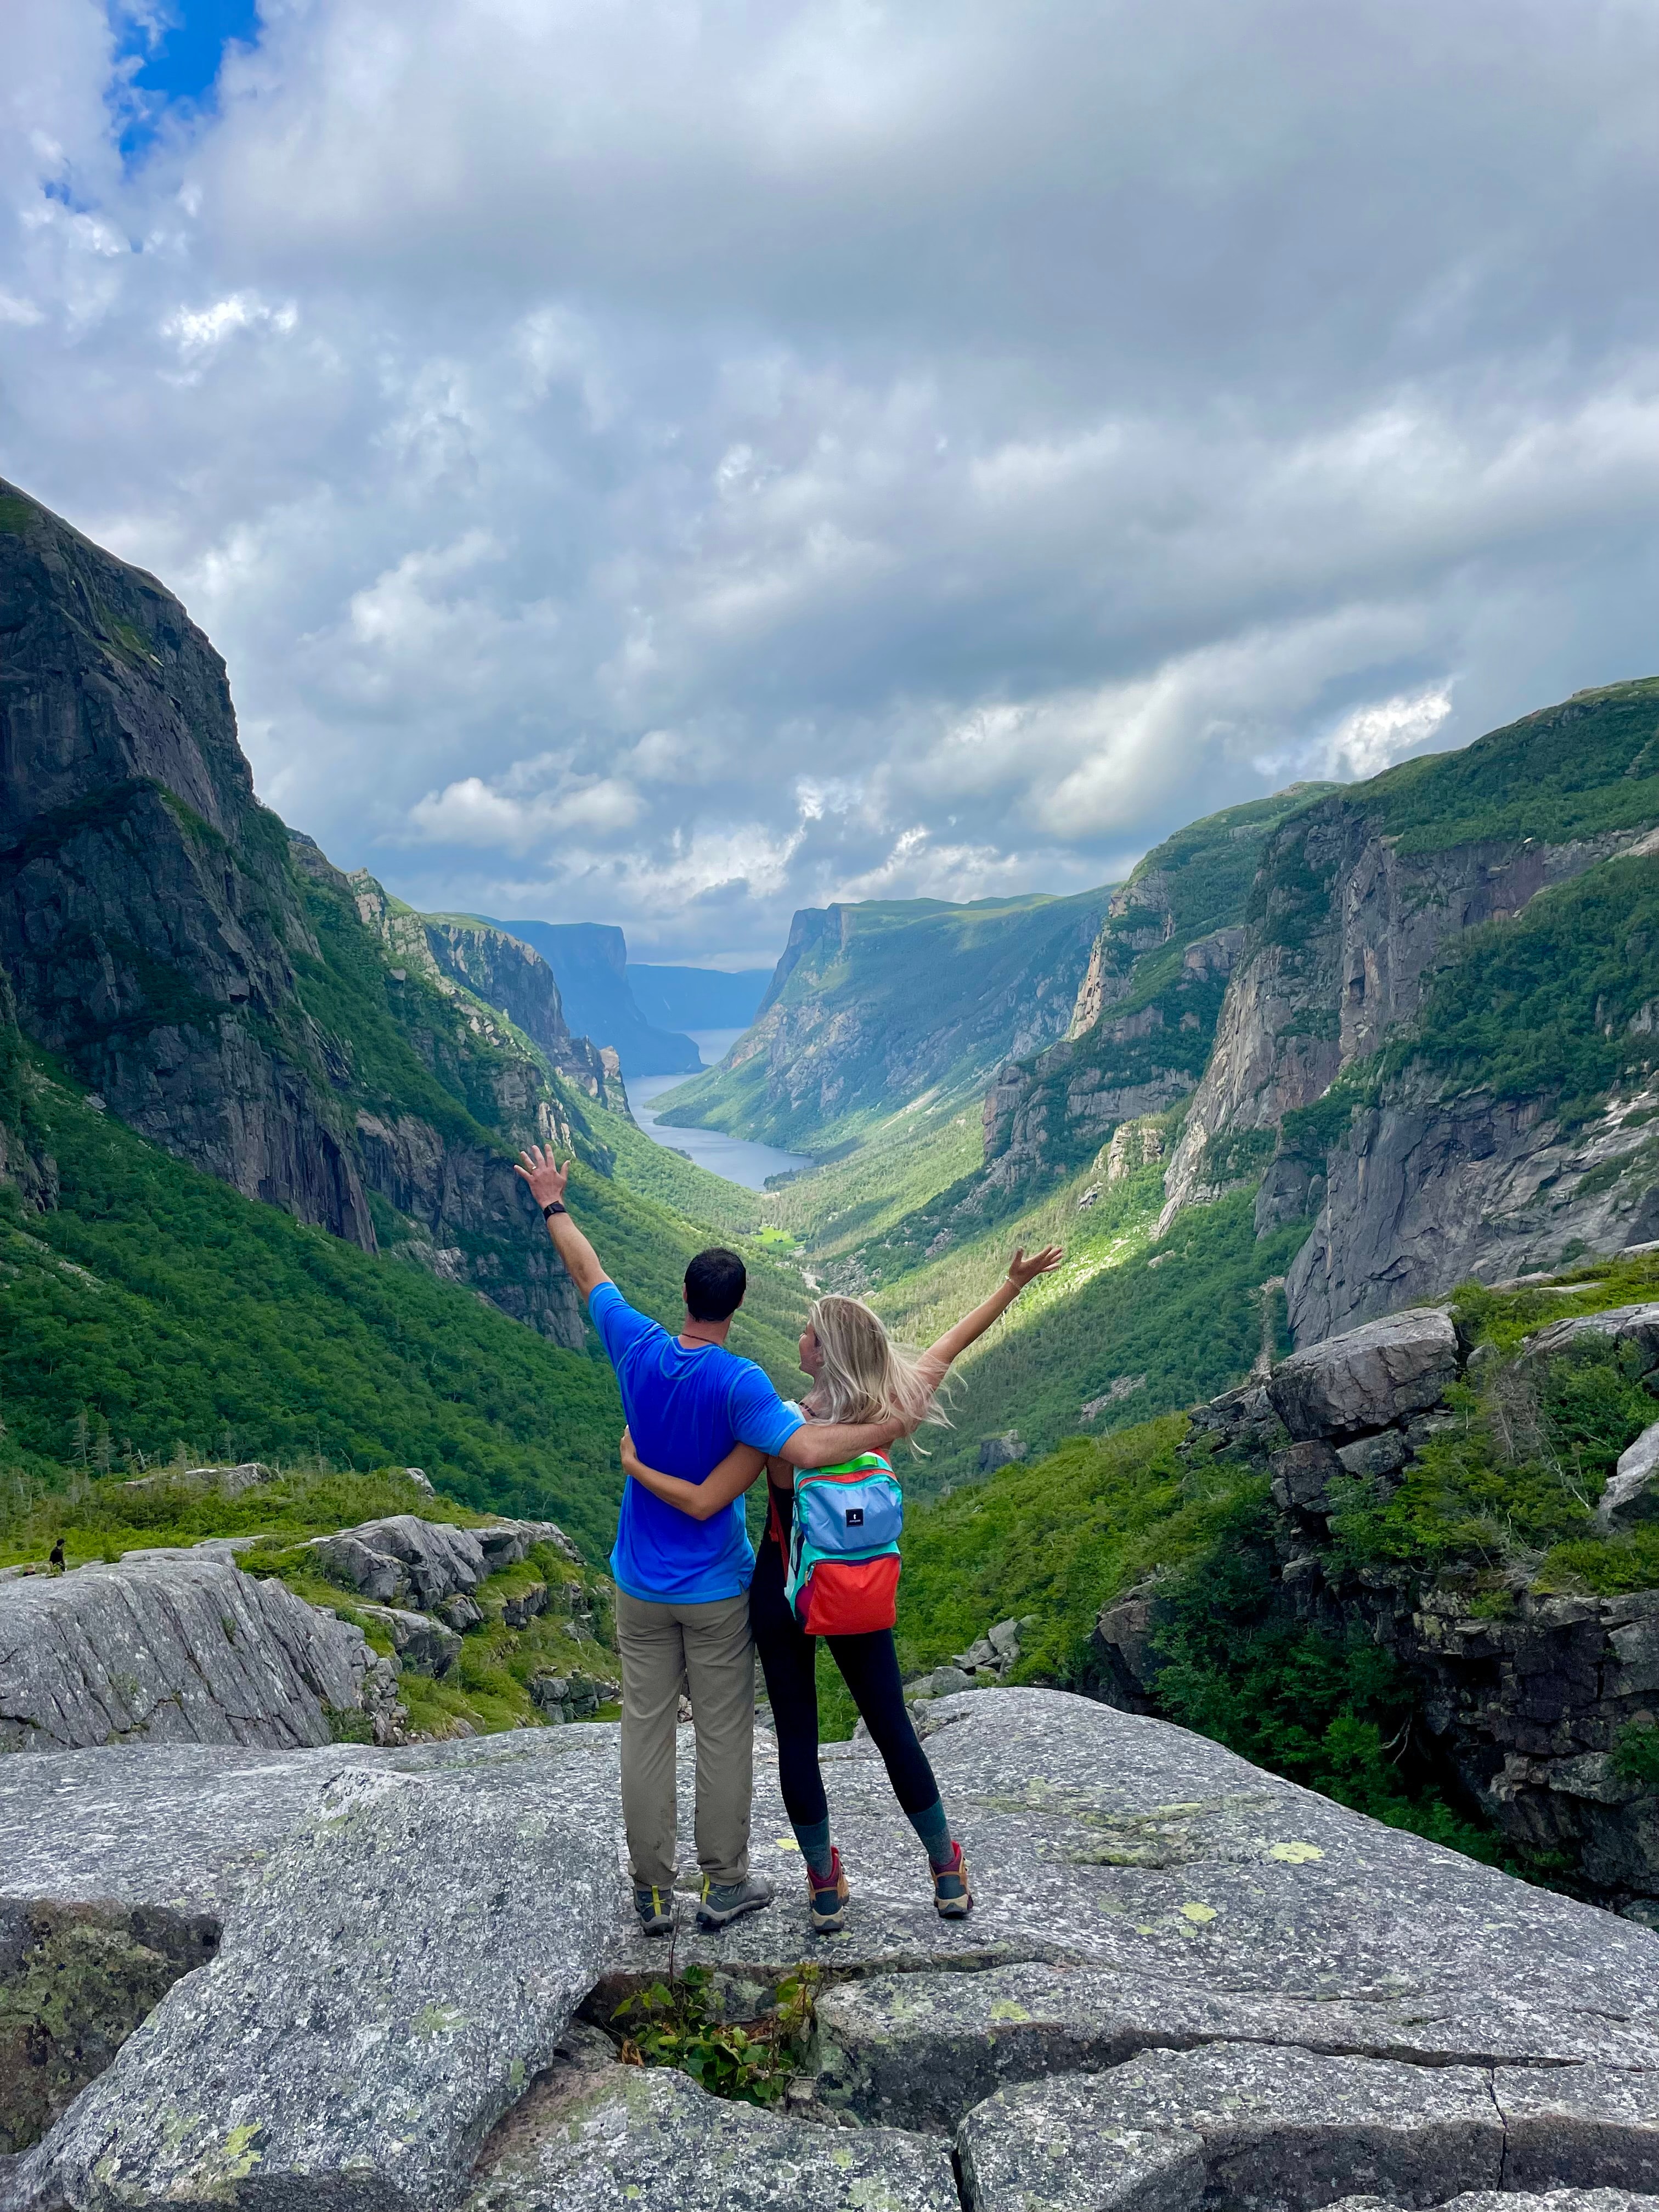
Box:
515, 1144, 572, 1209
1007, 1244, 1064, 1289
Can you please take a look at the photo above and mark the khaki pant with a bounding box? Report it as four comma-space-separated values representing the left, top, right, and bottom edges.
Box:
614, 1585, 754, 1891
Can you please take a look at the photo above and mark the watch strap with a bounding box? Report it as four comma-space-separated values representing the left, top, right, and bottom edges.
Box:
542, 1200, 568, 1219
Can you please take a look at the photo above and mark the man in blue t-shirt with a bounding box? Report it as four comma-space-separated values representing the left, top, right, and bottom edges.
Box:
516, 1144, 902, 1936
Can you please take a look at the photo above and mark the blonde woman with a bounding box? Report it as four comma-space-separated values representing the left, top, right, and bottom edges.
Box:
619, 1246, 1061, 1933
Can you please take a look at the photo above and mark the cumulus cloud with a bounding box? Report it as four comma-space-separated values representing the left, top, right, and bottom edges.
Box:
1, 0, 1656, 962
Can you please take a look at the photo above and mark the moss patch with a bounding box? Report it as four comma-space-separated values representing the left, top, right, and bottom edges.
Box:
0, 1908, 217, 2152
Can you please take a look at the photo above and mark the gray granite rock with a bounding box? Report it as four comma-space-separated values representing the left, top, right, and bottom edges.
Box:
1331, 2197, 1659, 2212
1601, 1421, 1659, 1528
957, 2042, 1503, 2212
2, 1728, 627, 2212
815, 1961, 1659, 2132
1498, 2066, 1659, 2193
10, 1689, 1659, 2212
0, 1554, 388, 1753
357, 1604, 462, 1677
1269, 1439, 1344, 1512
624, 1692, 1659, 2017
309, 1516, 579, 1611
1268, 1308, 1459, 1441
464, 2044, 958, 2212
1522, 1304, 1659, 1374
308, 1514, 490, 1607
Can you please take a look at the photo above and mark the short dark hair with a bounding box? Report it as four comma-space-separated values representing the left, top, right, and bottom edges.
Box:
685, 1247, 746, 1322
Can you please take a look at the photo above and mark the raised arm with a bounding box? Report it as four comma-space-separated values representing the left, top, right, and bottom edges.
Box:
515, 1147, 611, 1301
621, 1430, 765, 1520
914, 1245, 1064, 1392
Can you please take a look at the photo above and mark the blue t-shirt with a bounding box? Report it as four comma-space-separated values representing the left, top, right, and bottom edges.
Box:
591, 1282, 804, 1602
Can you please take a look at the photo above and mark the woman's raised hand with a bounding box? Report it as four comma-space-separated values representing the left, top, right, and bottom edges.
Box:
1006, 1244, 1064, 1289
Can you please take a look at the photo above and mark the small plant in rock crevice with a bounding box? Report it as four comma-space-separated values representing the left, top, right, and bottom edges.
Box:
1612, 1720, 1659, 1791
611, 1962, 817, 2106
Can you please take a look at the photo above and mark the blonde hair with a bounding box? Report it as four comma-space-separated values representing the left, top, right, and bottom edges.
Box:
805, 1294, 952, 1447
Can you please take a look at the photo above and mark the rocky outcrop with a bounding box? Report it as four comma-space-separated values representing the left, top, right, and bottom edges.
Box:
467, 2052, 959, 2212
9, 1692, 1659, 2209
0, 1551, 400, 1753
0, 482, 375, 1246
1285, 1077, 1659, 1342
1, 1730, 623, 2211
309, 1513, 580, 1613
1096, 1297, 1659, 1917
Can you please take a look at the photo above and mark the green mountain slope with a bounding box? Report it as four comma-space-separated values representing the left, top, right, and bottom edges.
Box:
655, 887, 1109, 1153
0, 1046, 805, 1562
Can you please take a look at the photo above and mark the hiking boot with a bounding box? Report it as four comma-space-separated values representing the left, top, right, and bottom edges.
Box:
806, 1848, 849, 1935
932, 1841, 972, 1918
696, 1873, 774, 1928
634, 1883, 674, 1937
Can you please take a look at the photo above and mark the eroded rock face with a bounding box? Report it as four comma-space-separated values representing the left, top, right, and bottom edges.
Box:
1159, 801, 1649, 1237
1285, 1087, 1659, 1344
0, 1553, 395, 1753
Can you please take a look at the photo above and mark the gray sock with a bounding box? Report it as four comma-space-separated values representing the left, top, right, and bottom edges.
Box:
908, 1796, 955, 1870
793, 1815, 835, 1878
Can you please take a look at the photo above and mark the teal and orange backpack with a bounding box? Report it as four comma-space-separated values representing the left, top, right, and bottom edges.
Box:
780, 1454, 904, 1635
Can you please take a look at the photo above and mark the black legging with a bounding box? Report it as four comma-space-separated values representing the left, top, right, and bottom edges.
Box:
750, 1532, 942, 1825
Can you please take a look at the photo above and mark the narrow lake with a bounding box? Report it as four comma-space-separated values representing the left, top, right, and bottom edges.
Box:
625, 1030, 813, 1192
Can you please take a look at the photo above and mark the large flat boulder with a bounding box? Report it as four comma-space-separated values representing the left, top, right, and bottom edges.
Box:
0, 1554, 393, 1753
1268, 1307, 1459, 1440
815, 1962, 1659, 2132
956, 2042, 1504, 2212
1, 1730, 627, 2212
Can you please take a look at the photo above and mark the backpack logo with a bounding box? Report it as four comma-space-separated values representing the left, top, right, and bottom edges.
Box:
845, 1506, 864, 1528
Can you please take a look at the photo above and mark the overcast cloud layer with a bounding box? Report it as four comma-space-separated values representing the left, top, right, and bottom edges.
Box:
3, 0, 1657, 963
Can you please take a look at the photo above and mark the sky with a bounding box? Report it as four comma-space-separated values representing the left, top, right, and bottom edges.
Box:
2, 2, 1657, 966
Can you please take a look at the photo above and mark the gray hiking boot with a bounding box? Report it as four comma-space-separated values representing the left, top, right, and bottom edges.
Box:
634, 1883, 674, 1936
696, 1872, 774, 1928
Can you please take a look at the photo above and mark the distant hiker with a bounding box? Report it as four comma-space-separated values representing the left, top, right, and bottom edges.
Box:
48, 1536, 65, 1575
515, 1143, 905, 1937
622, 1244, 1062, 1932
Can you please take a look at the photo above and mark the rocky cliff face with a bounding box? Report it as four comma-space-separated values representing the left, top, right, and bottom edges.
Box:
0, 480, 624, 1350
976, 788, 1328, 1206
661, 887, 1106, 1150
0, 479, 375, 1245
1159, 806, 1649, 1231
1285, 1073, 1659, 1343
349, 883, 625, 1110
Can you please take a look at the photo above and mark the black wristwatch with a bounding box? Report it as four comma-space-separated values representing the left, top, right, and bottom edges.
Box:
543, 1200, 568, 1219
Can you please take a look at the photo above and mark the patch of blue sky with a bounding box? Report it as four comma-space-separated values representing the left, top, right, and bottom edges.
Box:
112, 0, 260, 162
